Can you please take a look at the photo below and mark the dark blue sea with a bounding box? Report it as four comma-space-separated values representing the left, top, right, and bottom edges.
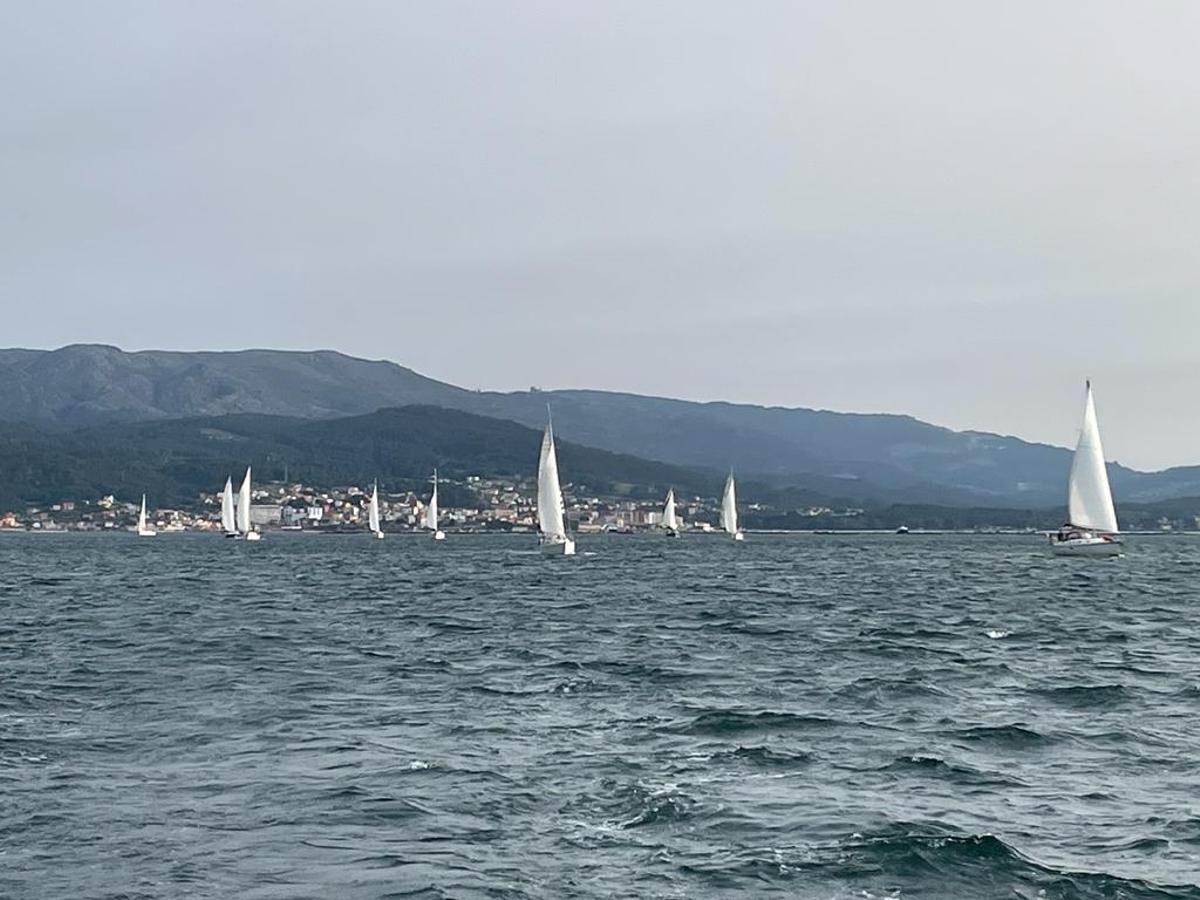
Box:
2, 532, 1198, 898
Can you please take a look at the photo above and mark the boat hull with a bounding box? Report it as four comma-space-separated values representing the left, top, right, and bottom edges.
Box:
137, 529, 157, 537
733, 531, 745, 542
1050, 535, 1123, 557
244, 531, 262, 542
540, 536, 576, 556
373, 530, 385, 540
433, 530, 445, 541
664, 528, 678, 538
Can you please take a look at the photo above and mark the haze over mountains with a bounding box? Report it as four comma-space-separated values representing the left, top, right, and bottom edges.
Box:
4, 344, 1200, 509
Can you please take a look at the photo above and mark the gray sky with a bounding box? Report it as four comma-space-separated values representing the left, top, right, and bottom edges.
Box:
2, 2, 1198, 470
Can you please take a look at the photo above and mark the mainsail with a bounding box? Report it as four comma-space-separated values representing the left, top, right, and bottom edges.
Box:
221, 477, 236, 534
537, 424, 567, 539
720, 472, 738, 534
1067, 382, 1119, 533
663, 488, 678, 530
424, 471, 439, 532
237, 467, 252, 535
138, 495, 148, 532
368, 483, 381, 534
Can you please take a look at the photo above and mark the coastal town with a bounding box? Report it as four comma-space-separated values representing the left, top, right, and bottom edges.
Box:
0, 474, 862, 534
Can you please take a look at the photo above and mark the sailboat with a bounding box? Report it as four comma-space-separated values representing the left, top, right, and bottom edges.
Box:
237, 466, 262, 541
722, 470, 744, 541
368, 482, 384, 539
662, 488, 679, 537
1050, 381, 1122, 557
537, 417, 575, 555
220, 476, 238, 537
426, 470, 445, 540
136, 494, 156, 537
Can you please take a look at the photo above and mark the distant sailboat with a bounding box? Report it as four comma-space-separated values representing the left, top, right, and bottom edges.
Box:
1050, 381, 1122, 557
221, 476, 238, 537
537, 417, 575, 555
721, 471, 744, 541
368, 482, 384, 539
237, 466, 261, 541
426, 470, 445, 540
136, 494, 156, 537
662, 488, 679, 537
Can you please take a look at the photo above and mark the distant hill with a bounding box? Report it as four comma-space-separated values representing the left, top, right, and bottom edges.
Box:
0, 405, 829, 511
4, 344, 1200, 508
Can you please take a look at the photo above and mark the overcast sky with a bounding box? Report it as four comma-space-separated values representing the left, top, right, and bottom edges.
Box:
2, 2, 1198, 469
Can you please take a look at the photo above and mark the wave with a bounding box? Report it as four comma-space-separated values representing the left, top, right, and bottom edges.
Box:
677, 826, 1198, 898
681, 709, 843, 735
712, 745, 815, 768
881, 754, 1025, 787
946, 723, 1053, 749
1031, 683, 1132, 708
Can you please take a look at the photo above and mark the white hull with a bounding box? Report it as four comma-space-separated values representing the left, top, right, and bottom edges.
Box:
373, 530, 385, 540
244, 531, 262, 542
137, 528, 157, 537
540, 536, 576, 556
433, 530, 445, 541
1050, 536, 1122, 557
733, 531, 745, 542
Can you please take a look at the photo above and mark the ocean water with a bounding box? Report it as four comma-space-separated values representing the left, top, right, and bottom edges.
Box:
2, 532, 1199, 899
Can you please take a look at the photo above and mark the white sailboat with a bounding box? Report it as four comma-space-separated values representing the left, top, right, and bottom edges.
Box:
1050, 381, 1122, 557
426, 470, 445, 540
722, 470, 744, 541
136, 494, 156, 537
237, 466, 261, 541
220, 476, 238, 537
662, 488, 679, 537
368, 482, 384, 539
537, 418, 575, 555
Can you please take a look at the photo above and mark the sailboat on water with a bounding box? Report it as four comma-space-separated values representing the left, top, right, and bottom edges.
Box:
220, 477, 238, 538
1050, 381, 1122, 557
368, 482, 384, 539
662, 488, 679, 537
237, 467, 262, 541
722, 470, 744, 541
426, 470, 445, 541
537, 416, 575, 556
136, 494, 156, 537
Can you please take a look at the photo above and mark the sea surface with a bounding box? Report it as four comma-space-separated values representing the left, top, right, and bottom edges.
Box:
2, 532, 1199, 899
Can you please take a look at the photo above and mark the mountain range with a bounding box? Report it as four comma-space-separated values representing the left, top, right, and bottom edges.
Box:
3, 344, 1200, 509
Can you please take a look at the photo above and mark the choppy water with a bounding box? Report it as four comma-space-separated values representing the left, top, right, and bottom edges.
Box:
2, 532, 1199, 899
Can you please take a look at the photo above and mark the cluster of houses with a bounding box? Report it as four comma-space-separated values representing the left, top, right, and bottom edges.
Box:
0, 474, 863, 534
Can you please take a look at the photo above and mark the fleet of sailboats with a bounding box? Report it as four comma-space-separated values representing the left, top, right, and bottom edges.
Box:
131, 383, 1132, 559
426, 470, 445, 541
721, 471, 744, 541
537, 417, 575, 555
1050, 381, 1122, 557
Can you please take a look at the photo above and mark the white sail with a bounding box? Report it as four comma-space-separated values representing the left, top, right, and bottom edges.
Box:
237, 467, 252, 535
663, 488, 678, 530
721, 472, 738, 534
221, 477, 236, 534
368, 483, 381, 534
424, 471, 439, 531
138, 495, 148, 531
537, 423, 567, 539
1067, 382, 1119, 534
